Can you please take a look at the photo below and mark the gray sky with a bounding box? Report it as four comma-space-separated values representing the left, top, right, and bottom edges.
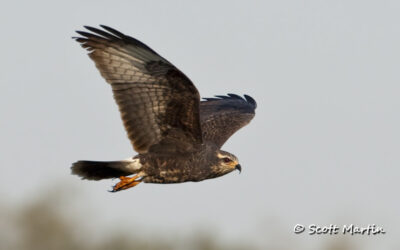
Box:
1, 0, 399, 249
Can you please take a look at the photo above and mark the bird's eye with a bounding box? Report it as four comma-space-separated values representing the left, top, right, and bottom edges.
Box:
223, 157, 232, 163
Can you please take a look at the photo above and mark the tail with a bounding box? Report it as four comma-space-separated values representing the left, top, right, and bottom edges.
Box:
71, 158, 142, 180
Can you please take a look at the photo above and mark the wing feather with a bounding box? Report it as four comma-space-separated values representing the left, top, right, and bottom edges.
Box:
200, 94, 256, 148
74, 26, 202, 153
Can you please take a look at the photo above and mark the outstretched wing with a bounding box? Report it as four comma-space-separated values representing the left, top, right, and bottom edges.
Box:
200, 94, 256, 148
74, 25, 202, 153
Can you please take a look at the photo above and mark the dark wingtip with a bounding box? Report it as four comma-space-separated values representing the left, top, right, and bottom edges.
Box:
99, 25, 126, 38
75, 30, 95, 38
213, 94, 244, 100
244, 94, 257, 109
202, 94, 257, 109
227, 93, 242, 99
214, 95, 230, 99
99, 24, 113, 30
83, 25, 101, 34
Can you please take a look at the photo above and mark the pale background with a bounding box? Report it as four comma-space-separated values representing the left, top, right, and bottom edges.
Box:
1, 1, 399, 249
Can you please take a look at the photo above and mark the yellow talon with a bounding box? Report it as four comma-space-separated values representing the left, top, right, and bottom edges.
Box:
111, 175, 141, 192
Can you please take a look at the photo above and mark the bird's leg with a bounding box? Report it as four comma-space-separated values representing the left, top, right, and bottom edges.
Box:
111, 175, 141, 192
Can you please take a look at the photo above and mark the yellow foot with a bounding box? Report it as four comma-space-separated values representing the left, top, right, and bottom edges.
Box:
111, 175, 141, 192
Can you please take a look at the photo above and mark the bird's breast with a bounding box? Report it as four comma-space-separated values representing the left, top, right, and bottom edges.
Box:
141, 152, 211, 183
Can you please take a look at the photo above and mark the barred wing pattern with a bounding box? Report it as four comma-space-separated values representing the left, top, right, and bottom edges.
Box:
200, 94, 256, 148
74, 26, 202, 153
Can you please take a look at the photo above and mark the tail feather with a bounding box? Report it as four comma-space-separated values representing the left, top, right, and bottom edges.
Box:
71, 159, 141, 180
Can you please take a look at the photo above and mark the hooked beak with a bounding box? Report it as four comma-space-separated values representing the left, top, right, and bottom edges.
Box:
235, 164, 242, 173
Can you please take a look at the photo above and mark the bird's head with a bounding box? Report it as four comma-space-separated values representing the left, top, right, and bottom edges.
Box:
211, 150, 241, 176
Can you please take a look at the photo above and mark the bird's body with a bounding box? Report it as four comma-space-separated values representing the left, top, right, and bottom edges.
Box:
71, 25, 256, 191
140, 144, 218, 183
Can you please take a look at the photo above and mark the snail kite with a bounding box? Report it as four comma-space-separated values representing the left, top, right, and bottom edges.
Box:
71, 25, 257, 192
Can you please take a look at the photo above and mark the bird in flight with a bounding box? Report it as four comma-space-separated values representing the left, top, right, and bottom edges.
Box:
71, 25, 256, 192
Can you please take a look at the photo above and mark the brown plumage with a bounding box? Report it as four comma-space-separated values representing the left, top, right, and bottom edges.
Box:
201, 94, 256, 148
71, 25, 256, 191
